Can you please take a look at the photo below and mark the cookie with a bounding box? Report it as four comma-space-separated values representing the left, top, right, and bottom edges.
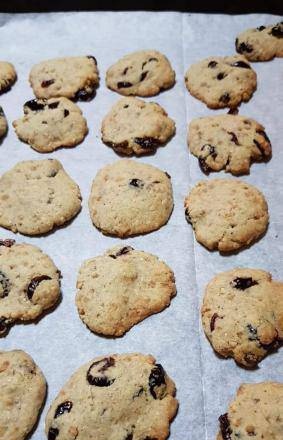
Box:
184, 55, 257, 109
29, 56, 99, 100
76, 245, 176, 337
13, 98, 88, 153
236, 21, 283, 61
217, 382, 283, 440
106, 50, 175, 97
0, 159, 81, 235
89, 159, 173, 237
101, 97, 175, 155
0, 349, 46, 440
184, 179, 268, 252
0, 106, 8, 140
0, 61, 17, 94
45, 353, 178, 440
188, 114, 271, 175
201, 268, 283, 367
0, 240, 60, 336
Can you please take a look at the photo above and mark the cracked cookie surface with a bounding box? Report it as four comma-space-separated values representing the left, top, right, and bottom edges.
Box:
0, 61, 17, 94
0, 349, 46, 440
89, 159, 173, 237
106, 50, 175, 97
184, 55, 257, 109
76, 245, 176, 336
202, 268, 283, 367
236, 21, 283, 61
188, 114, 271, 175
0, 240, 60, 336
184, 179, 268, 252
101, 97, 175, 155
0, 159, 81, 235
29, 56, 99, 100
45, 353, 178, 440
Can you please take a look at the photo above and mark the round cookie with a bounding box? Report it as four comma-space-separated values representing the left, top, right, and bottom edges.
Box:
236, 21, 283, 61
101, 97, 175, 155
184, 179, 269, 253
0, 239, 60, 336
184, 55, 257, 109
0, 159, 81, 235
13, 97, 88, 153
0, 61, 17, 94
89, 159, 173, 237
0, 106, 8, 140
0, 349, 46, 440
217, 382, 283, 440
106, 50, 175, 97
201, 268, 283, 367
29, 56, 99, 101
76, 245, 176, 337
45, 353, 178, 440
188, 114, 271, 175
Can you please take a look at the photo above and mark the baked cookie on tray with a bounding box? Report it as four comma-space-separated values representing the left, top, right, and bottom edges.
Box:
89, 159, 173, 237
0, 61, 17, 94
0, 239, 60, 336
217, 382, 283, 440
0, 159, 81, 235
0, 106, 8, 140
236, 21, 283, 61
45, 353, 178, 440
0, 349, 46, 440
184, 55, 257, 109
202, 268, 283, 367
188, 114, 271, 175
101, 97, 175, 155
29, 55, 99, 100
106, 50, 175, 96
13, 98, 88, 153
184, 179, 268, 253
76, 245, 176, 337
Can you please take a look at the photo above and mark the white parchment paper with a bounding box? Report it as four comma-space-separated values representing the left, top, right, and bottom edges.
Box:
0, 11, 282, 440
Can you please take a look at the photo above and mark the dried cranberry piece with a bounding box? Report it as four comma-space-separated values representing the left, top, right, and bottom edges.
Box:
271, 24, 283, 38
54, 401, 73, 418
134, 137, 159, 149
185, 208, 192, 224
75, 88, 95, 101
87, 55, 97, 65
0, 239, 15, 247
219, 93, 230, 104
109, 246, 133, 259
231, 60, 251, 69
48, 102, 59, 109
149, 364, 166, 399
230, 277, 258, 290
219, 413, 232, 440
25, 100, 45, 111
227, 131, 239, 145
64, 109, 69, 117
236, 40, 253, 53
217, 72, 226, 80
48, 427, 59, 440
41, 79, 55, 88
129, 178, 144, 188
0, 271, 11, 298
208, 60, 218, 68
87, 357, 115, 387
210, 313, 222, 332
27, 275, 51, 300
140, 71, 148, 82
117, 81, 133, 89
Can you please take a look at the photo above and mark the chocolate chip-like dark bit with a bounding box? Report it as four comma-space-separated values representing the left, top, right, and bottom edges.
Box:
27, 275, 51, 300
231, 60, 251, 69
201, 144, 217, 159
140, 71, 148, 82
217, 72, 226, 80
0, 317, 10, 335
208, 60, 218, 68
236, 40, 254, 53
198, 158, 211, 175
210, 313, 222, 332
134, 137, 159, 149
270, 24, 283, 38
75, 88, 95, 101
129, 178, 144, 188
87, 55, 97, 65
87, 357, 115, 387
228, 107, 239, 115
54, 401, 73, 418
48, 427, 59, 440
227, 131, 239, 145
0, 239, 15, 247
25, 100, 45, 112
117, 81, 133, 89
41, 79, 55, 88
247, 324, 258, 341
230, 277, 258, 290
185, 208, 192, 224
0, 271, 11, 298
219, 413, 232, 440
64, 109, 70, 117
257, 25, 266, 31
0, 106, 4, 116
109, 246, 134, 259
48, 102, 59, 109
219, 93, 230, 104
149, 364, 166, 399
124, 434, 133, 440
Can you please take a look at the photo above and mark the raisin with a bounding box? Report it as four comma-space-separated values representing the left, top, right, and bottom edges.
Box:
219, 93, 230, 104
117, 81, 133, 89
140, 71, 148, 82
185, 208, 192, 224
27, 275, 51, 300
75, 88, 95, 101
148, 57, 158, 62
231, 60, 251, 69
64, 109, 69, 117
25, 100, 45, 111
271, 24, 283, 38
0, 239, 15, 247
87, 55, 97, 65
230, 277, 258, 290
106, 140, 129, 152
54, 401, 73, 418
48, 102, 59, 109
125, 434, 133, 440
0, 271, 11, 298
41, 79, 55, 88
149, 364, 166, 399
123, 67, 129, 75
201, 144, 217, 159
109, 246, 133, 259
0, 106, 4, 116
219, 413, 232, 440
123, 104, 129, 108
217, 72, 226, 80
236, 40, 253, 53
228, 107, 239, 115
133, 386, 144, 399
134, 137, 159, 149
210, 313, 222, 332
87, 357, 115, 387
129, 178, 144, 188
165, 172, 171, 179
227, 131, 239, 145
48, 427, 59, 440
0, 317, 10, 335
199, 158, 211, 175
208, 60, 218, 68
257, 25, 266, 31
247, 324, 258, 341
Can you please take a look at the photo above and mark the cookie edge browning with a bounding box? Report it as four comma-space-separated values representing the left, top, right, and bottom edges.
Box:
0, 62, 17, 94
